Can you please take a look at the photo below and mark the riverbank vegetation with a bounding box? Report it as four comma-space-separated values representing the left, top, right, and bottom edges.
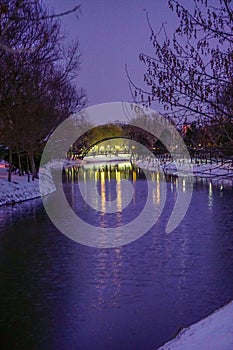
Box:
129, 0, 233, 157
0, 0, 85, 181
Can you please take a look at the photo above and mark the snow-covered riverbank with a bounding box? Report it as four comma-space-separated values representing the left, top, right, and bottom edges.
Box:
0, 158, 86, 206
84, 153, 131, 163
1, 156, 233, 206
157, 300, 233, 350
0, 161, 57, 206
136, 159, 233, 187
0, 173, 42, 206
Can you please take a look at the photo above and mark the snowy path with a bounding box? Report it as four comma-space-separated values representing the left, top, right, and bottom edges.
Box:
157, 300, 233, 350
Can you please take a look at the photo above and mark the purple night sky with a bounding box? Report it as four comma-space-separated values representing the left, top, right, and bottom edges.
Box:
45, 1, 178, 111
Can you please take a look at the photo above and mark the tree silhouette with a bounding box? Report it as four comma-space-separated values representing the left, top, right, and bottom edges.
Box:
130, 0, 232, 138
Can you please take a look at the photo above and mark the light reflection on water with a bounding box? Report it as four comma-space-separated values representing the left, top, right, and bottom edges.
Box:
208, 181, 213, 209
0, 162, 232, 350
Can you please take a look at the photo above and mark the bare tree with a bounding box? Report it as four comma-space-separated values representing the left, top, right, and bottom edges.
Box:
129, 0, 233, 133
0, 0, 86, 180
0, 0, 81, 54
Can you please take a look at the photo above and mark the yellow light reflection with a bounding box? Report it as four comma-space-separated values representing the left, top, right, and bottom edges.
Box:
208, 181, 213, 209
132, 170, 136, 205
153, 172, 161, 205
116, 170, 122, 213
182, 179, 186, 192
94, 170, 98, 183
156, 173, 160, 204
101, 171, 106, 213
132, 170, 137, 184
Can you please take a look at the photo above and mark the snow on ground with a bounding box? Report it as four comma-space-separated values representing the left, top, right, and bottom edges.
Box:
0, 158, 87, 206
0, 163, 57, 206
136, 159, 233, 187
0, 171, 42, 206
84, 154, 131, 162
157, 300, 233, 350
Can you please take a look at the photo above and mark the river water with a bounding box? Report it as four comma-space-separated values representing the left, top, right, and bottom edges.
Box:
0, 162, 233, 350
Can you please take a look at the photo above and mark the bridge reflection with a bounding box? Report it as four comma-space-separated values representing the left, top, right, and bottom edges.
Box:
63, 161, 179, 186
63, 161, 185, 212
64, 162, 140, 183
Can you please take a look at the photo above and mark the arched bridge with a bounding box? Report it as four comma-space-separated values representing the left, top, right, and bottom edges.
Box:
67, 122, 161, 160
77, 136, 132, 159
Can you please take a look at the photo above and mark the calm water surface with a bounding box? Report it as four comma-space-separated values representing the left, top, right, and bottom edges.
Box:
0, 162, 233, 350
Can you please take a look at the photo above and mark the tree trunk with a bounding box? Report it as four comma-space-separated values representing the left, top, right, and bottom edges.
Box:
28, 151, 36, 181
17, 149, 22, 176
8, 148, 12, 182
28, 151, 37, 180
26, 157, 30, 182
